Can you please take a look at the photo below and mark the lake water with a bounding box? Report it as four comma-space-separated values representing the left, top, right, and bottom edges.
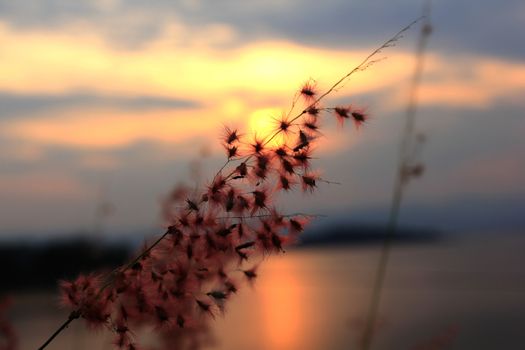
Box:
8, 231, 525, 350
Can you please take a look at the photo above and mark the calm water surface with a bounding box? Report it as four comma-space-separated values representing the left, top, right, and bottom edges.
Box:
10, 232, 525, 350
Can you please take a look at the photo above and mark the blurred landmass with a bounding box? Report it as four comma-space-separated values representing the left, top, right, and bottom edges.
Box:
298, 224, 440, 247
0, 238, 129, 292
0, 224, 442, 292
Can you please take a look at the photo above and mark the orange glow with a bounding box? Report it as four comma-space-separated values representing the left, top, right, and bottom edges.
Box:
4, 107, 218, 149
390, 54, 525, 108
0, 20, 524, 156
259, 256, 304, 350
1, 21, 523, 110
0, 22, 411, 99
220, 98, 247, 118
0, 21, 418, 154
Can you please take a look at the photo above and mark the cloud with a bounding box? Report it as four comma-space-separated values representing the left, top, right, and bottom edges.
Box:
0, 171, 88, 198
0, 91, 198, 120
388, 54, 525, 108
0, 21, 404, 98
2, 39, 525, 152
0, 0, 523, 60
2, 107, 211, 148
2, 17, 524, 116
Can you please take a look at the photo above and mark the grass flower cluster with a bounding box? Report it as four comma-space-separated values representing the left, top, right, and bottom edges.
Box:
39, 19, 420, 350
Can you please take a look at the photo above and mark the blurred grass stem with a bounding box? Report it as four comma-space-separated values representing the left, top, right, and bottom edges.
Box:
361, 4, 432, 350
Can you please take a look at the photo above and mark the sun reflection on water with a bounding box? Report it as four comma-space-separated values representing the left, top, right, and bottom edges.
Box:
258, 255, 305, 350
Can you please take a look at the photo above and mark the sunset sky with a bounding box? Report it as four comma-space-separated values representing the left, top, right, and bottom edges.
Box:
1, 0, 524, 237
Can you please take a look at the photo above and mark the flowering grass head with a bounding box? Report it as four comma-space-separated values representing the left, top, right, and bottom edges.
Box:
56, 78, 369, 347
44, 19, 422, 350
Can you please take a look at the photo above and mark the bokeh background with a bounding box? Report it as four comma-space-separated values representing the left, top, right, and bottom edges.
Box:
0, 0, 524, 349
